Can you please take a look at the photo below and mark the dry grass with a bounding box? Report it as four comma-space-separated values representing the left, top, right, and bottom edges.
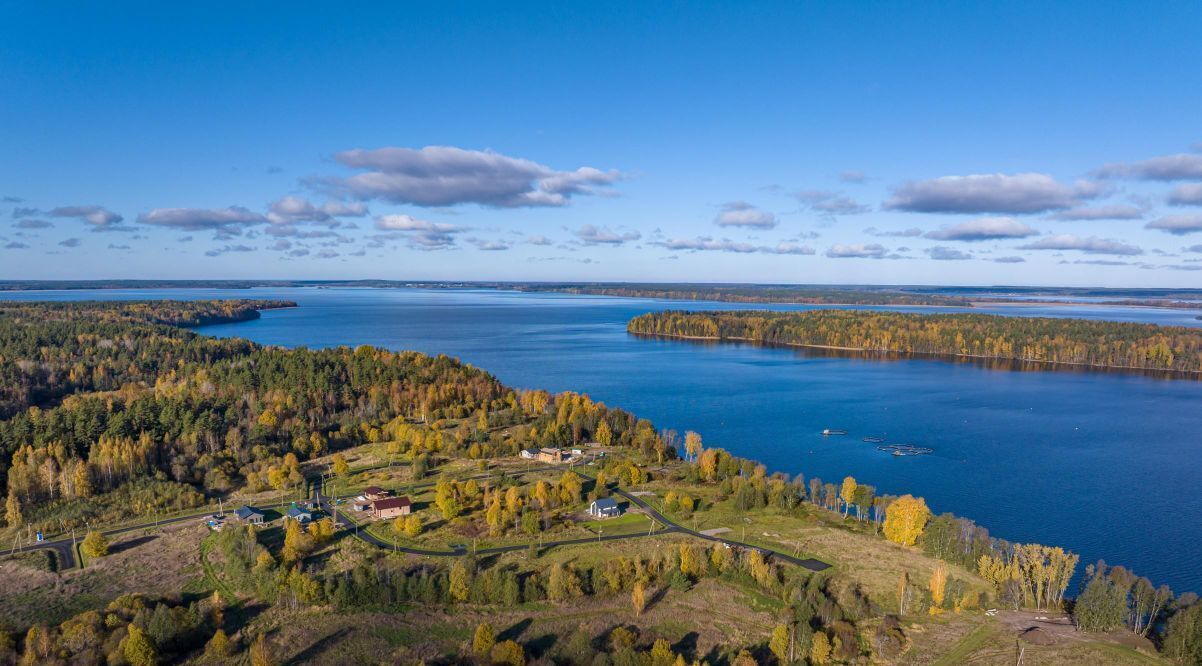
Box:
240, 575, 777, 665
0, 521, 204, 629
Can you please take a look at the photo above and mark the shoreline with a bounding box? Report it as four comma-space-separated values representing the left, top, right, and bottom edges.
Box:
628, 330, 1202, 378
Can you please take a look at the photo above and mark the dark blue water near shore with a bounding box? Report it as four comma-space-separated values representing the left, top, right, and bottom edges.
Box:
6, 287, 1202, 593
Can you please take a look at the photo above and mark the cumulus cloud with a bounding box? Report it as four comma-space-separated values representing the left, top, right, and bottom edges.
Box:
14, 219, 52, 229
885, 173, 1079, 214
1186, 245, 1202, 254
316, 249, 340, 259
864, 226, 922, 238
107, 243, 131, 250
992, 256, 1026, 263
1169, 183, 1202, 206
525, 234, 553, 246
466, 237, 512, 251
266, 196, 368, 225
204, 244, 256, 257
924, 217, 1040, 241
12, 207, 40, 219
714, 201, 777, 228
57, 238, 81, 248
374, 214, 466, 250
138, 206, 268, 231
825, 243, 889, 259
1049, 204, 1146, 221
4, 241, 29, 249
1146, 214, 1202, 235
1096, 153, 1202, 181
49, 205, 128, 231
839, 170, 867, 183
652, 237, 814, 255
925, 246, 972, 260
1019, 234, 1143, 256
574, 225, 641, 246
317, 145, 621, 208
795, 190, 870, 215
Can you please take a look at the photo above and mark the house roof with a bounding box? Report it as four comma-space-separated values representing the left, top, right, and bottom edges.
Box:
363, 486, 387, 495
234, 505, 263, 519
373, 496, 411, 511
591, 498, 619, 510
286, 506, 312, 518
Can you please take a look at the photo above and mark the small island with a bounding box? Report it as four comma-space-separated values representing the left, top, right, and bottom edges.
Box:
628, 309, 1202, 376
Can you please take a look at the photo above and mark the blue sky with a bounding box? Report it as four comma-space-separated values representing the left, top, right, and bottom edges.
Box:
2, 3, 1201, 286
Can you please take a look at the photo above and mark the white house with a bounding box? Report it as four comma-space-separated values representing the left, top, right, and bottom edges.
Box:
588, 498, 622, 519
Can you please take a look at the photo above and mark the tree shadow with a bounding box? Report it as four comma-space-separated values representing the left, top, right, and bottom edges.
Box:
108, 534, 157, 555
644, 585, 670, 613
526, 632, 559, 658
671, 631, 700, 660
286, 627, 353, 665
498, 617, 533, 643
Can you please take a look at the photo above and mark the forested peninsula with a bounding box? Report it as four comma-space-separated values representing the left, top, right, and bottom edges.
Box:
1, 299, 1199, 664
628, 309, 1202, 375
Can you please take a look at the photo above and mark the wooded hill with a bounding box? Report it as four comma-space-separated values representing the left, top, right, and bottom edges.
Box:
628, 309, 1202, 374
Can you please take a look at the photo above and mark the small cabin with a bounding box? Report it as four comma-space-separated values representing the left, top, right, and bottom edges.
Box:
233, 506, 266, 525
537, 448, 566, 464
363, 486, 392, 501
588, 498, 622, 519
286, 506, 313, 523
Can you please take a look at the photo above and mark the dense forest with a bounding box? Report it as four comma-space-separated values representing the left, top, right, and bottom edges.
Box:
6, 299, 1202, 664
628, 310, 1202, 375
516, 284, 971, 306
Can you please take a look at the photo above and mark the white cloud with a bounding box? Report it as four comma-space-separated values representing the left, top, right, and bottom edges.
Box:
1019, 234, 1143, 256
796, 190, 869, 215
924, 217, 1039, 241
714, 201, 777, 228
374, 214, 466, 250
864, 226, 922, 238
321, 145, 621, 208
1169, 183, 1202, 206
652, 237, 814, 255
992, 256, 1026, 263
1049, 204, 1146, 221
266, 196, 368, 225
1145, 214, 1202, 235
525, 234, 553, 246
49, 205, 129, 231
838, 170, 867, 183
1096, 153, 1202, 181
825, 243, 888, 259
138, 206, 267, 231
925, 246, 972, 260
574, 224, 641, 246
885, 173, 1077, 214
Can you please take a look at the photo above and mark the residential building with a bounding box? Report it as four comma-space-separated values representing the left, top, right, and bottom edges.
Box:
286, 506, 313, 523
537, 448, 566, 463
372, 496, 412, 519
233, 505, 265, 525
588, 498, 622, 518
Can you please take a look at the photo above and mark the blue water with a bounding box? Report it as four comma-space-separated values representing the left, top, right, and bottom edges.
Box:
5, 287, 1202, 593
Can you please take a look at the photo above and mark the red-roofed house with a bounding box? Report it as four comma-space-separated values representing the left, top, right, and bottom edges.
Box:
372, 496, 412, 519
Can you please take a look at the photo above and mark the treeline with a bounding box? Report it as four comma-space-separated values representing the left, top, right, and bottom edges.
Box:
0, 300, 292, 418
517, 283, 971, 306
1, 301, 677, 534
628, 310, 1202, 374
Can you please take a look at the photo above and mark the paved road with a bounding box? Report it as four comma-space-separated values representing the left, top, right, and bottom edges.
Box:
316, 466, 830, 572
609, 485, 830, 572
11, 461, 829, 575
9, 509, 218, 570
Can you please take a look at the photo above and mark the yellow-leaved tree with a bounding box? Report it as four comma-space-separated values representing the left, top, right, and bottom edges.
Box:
883, 494, 931, 546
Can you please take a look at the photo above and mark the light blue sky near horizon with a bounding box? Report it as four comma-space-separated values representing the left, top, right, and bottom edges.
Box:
2, 2, 1201, 286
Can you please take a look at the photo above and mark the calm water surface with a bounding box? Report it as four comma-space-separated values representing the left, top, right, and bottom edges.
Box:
6, 287, 1202, 593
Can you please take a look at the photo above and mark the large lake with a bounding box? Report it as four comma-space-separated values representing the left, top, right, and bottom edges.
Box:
6, 287, 1202, 593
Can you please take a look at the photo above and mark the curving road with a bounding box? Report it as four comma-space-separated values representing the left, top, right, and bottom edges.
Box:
315, 466, 830, 573
10, 462, 830, 574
